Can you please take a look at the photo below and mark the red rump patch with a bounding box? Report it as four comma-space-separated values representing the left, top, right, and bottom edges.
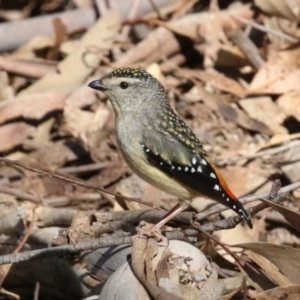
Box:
211, 165, 238, 201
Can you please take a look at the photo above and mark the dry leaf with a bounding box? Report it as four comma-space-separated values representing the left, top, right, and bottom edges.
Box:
221, 166, 270, 199
255, 0, 300, 21
0, 11, 121, 123
31, 117, 55, 144
235, 243, 300, 284
239, 96, 287, 135
20, 10, 122, 96
277, 92, 300, 122
115, 6, 253, 67
0, 93, 66, 125
248, 48, 300, 94
186, 69, 245, 97
281, 143, 300, 182
253, 285, 300, 299
25, 139, 85, 169
260, 198, 300, 232
218, 104, 273, 135
242, 132, 300, 154
0, 71, 13, 101
0, 122, 35, 152
63, 107, 95, 140
248, 250, 294, 286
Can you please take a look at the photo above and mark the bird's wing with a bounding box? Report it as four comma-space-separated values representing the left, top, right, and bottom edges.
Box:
142, 129, 252, 227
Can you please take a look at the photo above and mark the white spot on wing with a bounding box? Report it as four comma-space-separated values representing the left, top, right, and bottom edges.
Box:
185, 167, 189, 172
146, 148, 150, 153
160, 162, 163, 165
178, 167, 181, 171
191, 167, 196, 173
210, 172, 216, 179
226, 198, 229, 202
192, 157, 197, 165
197, 166, 202, 172
214, 184, 220, 191
201, 158, 207, 165
222, 194, 225, 197
233, 205, 236, 209
171, 166, 175, 170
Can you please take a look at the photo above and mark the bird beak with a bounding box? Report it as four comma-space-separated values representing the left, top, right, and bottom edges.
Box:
88, 80, 108, 91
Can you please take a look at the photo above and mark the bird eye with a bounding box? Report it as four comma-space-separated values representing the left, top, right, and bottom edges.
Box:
120, 82, 128, 89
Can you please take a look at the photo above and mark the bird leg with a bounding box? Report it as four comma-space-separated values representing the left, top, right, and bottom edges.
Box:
154, 201, 189, 230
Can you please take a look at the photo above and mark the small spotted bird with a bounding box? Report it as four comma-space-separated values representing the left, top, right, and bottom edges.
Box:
88, 68, 252, 229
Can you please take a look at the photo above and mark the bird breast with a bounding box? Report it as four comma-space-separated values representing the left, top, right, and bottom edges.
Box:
115, 115, 195, 201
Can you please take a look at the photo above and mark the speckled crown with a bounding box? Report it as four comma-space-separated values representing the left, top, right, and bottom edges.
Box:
106, 68, 157, 82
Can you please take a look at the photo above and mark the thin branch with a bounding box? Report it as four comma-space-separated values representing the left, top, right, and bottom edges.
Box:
231, 14, 298, 43
0, 186, 42, 204
13, 209, 36, 253
1, 155, 299, 227
0, 235, 132, 265
0, 180, 294, 266
148, 0, 164, 20
0, 156, 159, 209
192, 221, 258, 273
59, 161, 119, 174
217, 140, 300, 167
0, 230, 197, 265
226, 27, 265, 69
196, 179, 300, 221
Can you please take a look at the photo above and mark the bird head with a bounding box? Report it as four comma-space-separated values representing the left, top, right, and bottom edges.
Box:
88, 68, 166, 115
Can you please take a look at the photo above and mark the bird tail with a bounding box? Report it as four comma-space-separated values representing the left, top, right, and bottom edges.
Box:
233, 199, 253, 229
213, 167, 253, 229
